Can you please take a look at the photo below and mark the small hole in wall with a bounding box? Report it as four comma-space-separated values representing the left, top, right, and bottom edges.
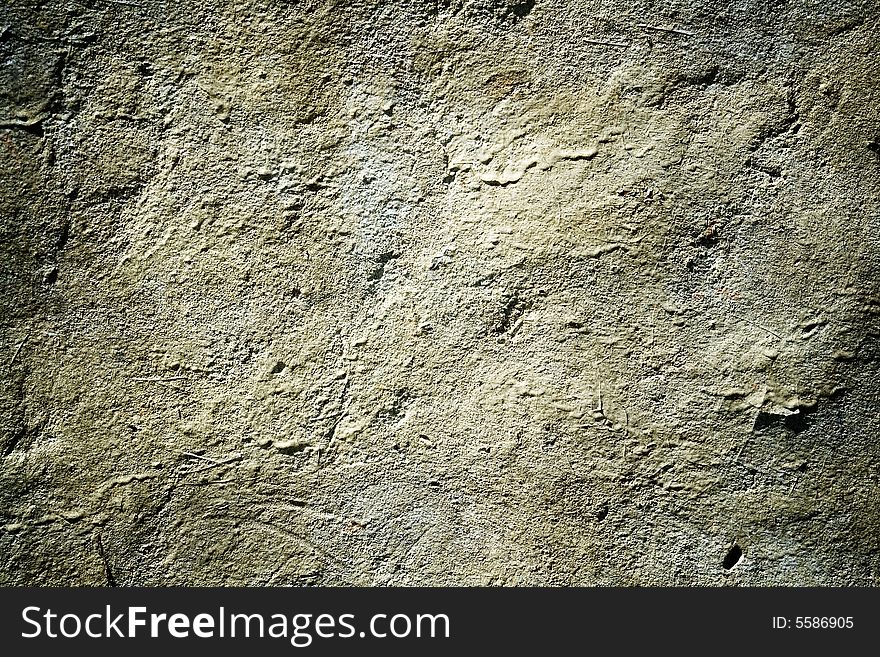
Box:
722, 543, 743, 570
511, 0, 536, 18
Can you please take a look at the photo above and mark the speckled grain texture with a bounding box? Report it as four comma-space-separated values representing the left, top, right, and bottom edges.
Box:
1, 0, 879, 585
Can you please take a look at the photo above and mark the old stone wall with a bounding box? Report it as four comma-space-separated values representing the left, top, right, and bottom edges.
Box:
1, 0, 878, 585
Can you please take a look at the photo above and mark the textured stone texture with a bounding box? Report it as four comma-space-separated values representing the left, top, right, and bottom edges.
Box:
1, 0, 879, 585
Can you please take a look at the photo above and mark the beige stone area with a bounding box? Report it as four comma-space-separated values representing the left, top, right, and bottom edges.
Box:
1, 0, 878, 585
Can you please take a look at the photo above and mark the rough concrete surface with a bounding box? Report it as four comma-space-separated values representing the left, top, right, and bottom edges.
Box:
1, 0, 879, 586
